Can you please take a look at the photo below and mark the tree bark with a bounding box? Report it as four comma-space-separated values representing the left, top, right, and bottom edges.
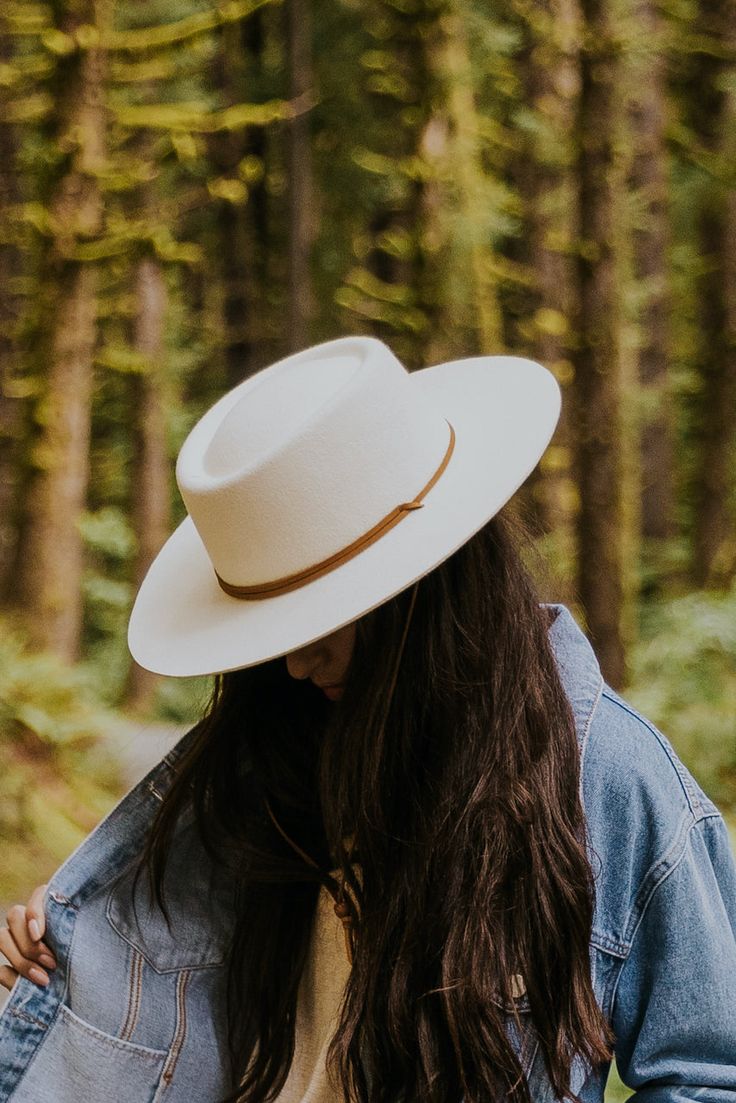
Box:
515, 0, 579, 598
16, 0, 110, 661
124, 257, 170, 712
285, 0, 315, 351
0, 73, 23, 601
689, 0, 736, 586
572, 0, 626, 686
357, 0, 447, 371
435, 10, 503, 357
628, 0, 675, 552
209, 11, 270, 386
725, 91, 736, 584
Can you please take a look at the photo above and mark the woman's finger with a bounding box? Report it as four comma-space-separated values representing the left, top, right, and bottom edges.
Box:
6, 904, 41, 966
26, 883, 48, 942
0, 924, 50, 986
4, 904, 55, 975
0, 963, 19, 992
6, 904, 55, 968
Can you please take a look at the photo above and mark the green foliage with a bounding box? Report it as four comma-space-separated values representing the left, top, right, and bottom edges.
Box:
727, 815, 736, 854
604, 1062, 634, 1102
107, 0, 277, 52
78, 507, 137, 703
79, 506, 137, 560
152, 672, 213, 724
625, 584, 736, 812
0, 619, 126, 901
0, 0, 733, 916
114, 97, 291, 133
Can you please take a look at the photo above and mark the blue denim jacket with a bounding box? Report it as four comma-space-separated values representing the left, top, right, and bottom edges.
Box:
1, 603, 735, 1102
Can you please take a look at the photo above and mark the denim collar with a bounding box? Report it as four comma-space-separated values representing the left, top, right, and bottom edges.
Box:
544, 603, 604, 759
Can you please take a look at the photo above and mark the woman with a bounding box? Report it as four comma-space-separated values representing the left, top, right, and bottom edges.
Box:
1, 336, 735, 1103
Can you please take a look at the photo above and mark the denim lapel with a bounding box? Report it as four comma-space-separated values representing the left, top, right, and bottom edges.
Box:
544, 603, 604, 762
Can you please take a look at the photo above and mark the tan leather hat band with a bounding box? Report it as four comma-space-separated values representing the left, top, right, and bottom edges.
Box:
215, 420, 456, 600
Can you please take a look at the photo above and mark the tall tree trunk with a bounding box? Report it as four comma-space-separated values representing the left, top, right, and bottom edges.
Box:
124, 256, 170, 712
209, 11, 271, 386
689, 0, 736, 586
628, 0, 675, 561
354, 0, 447, 371
435, 10, 503, 357
725, 84, 736, 584
0, 77, 23, 601
572, 0, 626, 686
515, 0, 579, 599
285, 0, 314, 351
16, 0, 110, 661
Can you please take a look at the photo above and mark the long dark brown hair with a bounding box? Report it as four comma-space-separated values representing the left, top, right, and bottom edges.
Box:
136, 510, 613, 1102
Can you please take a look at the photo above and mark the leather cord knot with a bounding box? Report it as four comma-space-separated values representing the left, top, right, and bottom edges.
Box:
265, 798, 358, 965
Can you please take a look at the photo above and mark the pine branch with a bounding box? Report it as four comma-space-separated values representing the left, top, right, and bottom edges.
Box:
106, 0, 280, 53
114, 90, 315, 133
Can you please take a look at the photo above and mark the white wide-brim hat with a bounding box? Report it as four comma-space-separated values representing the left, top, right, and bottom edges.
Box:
128, 336, 560, 677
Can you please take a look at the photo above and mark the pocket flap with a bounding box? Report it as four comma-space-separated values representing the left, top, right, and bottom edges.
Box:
107, 810, 235, 973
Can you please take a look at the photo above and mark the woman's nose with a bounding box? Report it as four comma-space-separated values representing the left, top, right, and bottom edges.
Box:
285, 644, 324, 681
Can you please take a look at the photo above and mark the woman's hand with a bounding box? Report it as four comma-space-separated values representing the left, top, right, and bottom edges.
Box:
0, 884, 57, 990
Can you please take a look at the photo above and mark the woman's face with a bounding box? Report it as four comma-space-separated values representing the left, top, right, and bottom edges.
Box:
285, 621, 357, 700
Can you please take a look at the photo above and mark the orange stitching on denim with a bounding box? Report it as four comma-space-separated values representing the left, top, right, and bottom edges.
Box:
120, 948, 143, 1041
161, 970, 191, 1085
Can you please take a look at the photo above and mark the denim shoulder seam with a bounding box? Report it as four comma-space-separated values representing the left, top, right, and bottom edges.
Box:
578, 674, 603, 795
599, 688, 706, 816
623, 807, 696, 946
607, 813, 708, 1016
590, 807, 694, 967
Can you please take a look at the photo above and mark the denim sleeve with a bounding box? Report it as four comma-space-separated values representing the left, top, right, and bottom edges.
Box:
612, 812, 736, 1101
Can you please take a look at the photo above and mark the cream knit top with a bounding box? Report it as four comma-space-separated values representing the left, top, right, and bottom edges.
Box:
275, 881, 353, 1102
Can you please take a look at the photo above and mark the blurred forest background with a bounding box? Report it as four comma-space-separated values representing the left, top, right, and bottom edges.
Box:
0, 0, 734, 1019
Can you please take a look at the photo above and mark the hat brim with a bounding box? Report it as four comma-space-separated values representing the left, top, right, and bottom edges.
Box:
127, 355, 560, 677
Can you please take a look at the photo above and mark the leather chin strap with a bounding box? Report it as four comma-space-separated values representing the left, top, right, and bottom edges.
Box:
215, 421, 455, 599
264, 797, 358, 966
264, 579, 421, 965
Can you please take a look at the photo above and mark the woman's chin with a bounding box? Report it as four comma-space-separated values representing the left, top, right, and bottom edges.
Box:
321, 685, 344, 701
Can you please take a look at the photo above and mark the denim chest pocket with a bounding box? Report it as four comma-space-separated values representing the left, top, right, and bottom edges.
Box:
11, 1000, 168, 1103
10, 809, 236, 1102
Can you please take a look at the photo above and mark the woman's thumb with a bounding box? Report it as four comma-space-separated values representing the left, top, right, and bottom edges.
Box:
26, 883, 48, 941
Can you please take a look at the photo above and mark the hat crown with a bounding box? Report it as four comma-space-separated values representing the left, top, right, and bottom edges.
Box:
202, 352, 361, 479
176, 337, 452, 590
